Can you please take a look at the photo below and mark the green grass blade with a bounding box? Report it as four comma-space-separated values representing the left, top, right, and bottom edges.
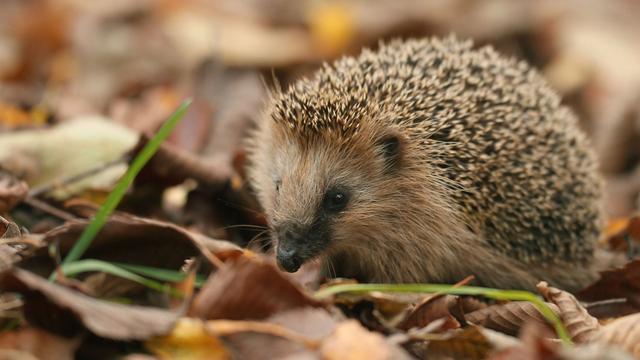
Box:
113, 262, 206, 287
314, 283, 572, 345
59, 259, 183, 298
56, 100, 191, 271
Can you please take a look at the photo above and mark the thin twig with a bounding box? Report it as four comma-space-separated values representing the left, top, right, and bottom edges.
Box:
23, 197, 77, 221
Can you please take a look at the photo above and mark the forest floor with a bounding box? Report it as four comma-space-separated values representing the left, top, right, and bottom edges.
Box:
2, 0, 640, 359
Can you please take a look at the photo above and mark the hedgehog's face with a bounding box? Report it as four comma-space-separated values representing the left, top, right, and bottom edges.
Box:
263, 126, 404, 273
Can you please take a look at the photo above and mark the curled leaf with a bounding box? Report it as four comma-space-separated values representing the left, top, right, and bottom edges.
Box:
465, 301, 559, 336
537, 281, 600, 343
0, 169, 28, 213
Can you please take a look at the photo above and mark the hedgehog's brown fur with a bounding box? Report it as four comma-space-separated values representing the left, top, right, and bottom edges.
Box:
247, 37, 605, 291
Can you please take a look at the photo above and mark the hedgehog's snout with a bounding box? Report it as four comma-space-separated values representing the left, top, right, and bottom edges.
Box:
276, 243, 302, 272
275, 224, 306, 273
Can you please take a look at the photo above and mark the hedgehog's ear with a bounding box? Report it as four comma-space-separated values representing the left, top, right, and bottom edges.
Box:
376, 132, 403, 172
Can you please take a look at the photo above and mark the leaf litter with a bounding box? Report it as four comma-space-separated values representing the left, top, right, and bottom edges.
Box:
2, 0, 640, 359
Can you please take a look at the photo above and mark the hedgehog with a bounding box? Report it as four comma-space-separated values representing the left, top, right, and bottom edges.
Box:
246, 37, 605, 291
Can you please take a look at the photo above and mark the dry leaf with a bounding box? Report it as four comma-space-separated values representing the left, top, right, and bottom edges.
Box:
0, 231, 42, 273
595, 312, 640, 358
0, 215, 25, 271
578, 260, 640, 311
219, 307, 337, 360
146, 318, 230, 360
189, 257, 322, 321
602, 215, 640, 254
487, 321, 635, 360
148, 312, 333, 360
0, 327, 81, 360
0, 117, 137, 199
425, 325, 493, 360
0, 169, 28, 213
0, 101, 33, 128
320, 320, 411, 360
110, 86, 185, 135
399, 294, 460, 331
1, 215, 21, 239
486, 322, 557, 360
329, 287, 427, 332
134, 136, 231, 190
19, 214, 242, 281
537, 281, 600, 343
465, 301, 559, 336
0, 268, 178, 340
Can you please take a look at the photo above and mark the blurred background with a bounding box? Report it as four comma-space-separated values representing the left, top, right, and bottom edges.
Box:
1, 0, 640, 245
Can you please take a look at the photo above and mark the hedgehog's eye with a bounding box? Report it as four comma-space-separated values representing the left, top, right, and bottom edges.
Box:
323, 188, 349, 213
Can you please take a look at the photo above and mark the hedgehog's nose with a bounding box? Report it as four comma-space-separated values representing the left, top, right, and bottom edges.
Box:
276, 225, 304, 272
276, 243, 302, 272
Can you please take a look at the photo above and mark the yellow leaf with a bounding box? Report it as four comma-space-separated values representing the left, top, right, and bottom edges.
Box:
308, 2, 354, 56
146, 318, 230, 360
0, 101, 32, 128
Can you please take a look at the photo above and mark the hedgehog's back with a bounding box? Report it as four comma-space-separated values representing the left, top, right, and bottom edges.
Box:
373, 38, 604, 265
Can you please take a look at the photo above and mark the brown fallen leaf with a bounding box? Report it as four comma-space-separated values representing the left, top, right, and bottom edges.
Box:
109, 86, 190, 137
0, 326, 81, 360
189, 257, 322, 321
18, 214, 242, 278
1, 216, 35, 272
0, 169, 28, 213
16, 214, 243, 301
578, 259, 640, 311
133, 135, 232, 190
488, 322, 635, 360
284, 258, 323, 290
595, 312, 640, 358
537, 281, 600, 343
148, 310, 336, 360
219, 307, 338, 360
398, 294, 459, 331
329, 287, 427, 333
1, 215, 22, 238
320, 320, 412, 360
465, 301, 559, 336
486, 322, 557, 360
602, 215, 640, 255
0, 268, 178, 340
424, 325, 493, 360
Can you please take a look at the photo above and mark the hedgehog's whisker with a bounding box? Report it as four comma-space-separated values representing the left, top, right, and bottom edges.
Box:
221, 224, 268, 231
246, 229, 271, 252
216, 198, 264, 216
